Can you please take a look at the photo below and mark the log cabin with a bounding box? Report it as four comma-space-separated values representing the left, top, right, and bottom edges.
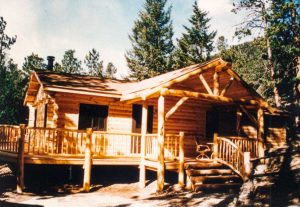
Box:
0, 58, 287, 193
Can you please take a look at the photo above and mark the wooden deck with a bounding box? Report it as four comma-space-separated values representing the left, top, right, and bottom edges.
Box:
0, 125, 262, 193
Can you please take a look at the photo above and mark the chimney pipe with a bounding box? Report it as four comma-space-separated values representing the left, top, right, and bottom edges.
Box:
47, 56, 55, 70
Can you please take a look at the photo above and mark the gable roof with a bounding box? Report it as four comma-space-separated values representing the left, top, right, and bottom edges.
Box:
24, 70, 134, 104
24, 58, 267, 109
121, 58, 263, 102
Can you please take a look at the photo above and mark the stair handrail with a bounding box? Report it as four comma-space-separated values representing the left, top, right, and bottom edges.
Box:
215, 136, 250, 181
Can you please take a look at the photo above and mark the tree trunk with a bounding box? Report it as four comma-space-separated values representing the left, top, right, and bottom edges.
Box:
290, 0, 300, 129
263, 4, 281, 108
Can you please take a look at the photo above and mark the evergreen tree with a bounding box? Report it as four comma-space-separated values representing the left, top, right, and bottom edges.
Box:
61, 49, 82, 74
84, 48, 104, 78
217, 36, 228, 53
53, 62, 63, 72
174, 1, 216, 69
0, 17, 16, 65
0, 17, 27, 124
125, 0, 174, 80
221, 38, 273, 103
105, 62, 117, 79
22, 53, 46, 75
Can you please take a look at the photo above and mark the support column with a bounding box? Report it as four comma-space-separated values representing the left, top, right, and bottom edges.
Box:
83, 128, 92, 192
178, 132, 185, 187
157, 95, 165, 192
139, 102, 148, 189
17, 124, 26, 194
213, 133, 218, 162
257, 108, 265, 158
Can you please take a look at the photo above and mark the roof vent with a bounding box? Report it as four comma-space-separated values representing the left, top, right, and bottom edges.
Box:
47, 56, 55, 70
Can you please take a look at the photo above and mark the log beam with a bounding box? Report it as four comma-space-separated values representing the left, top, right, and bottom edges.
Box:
17, 124, 26, 194
165, 97, 189, 120
160, 88, 267, 108
157, 95, 165, 192
213, 71, 220, 96
220, 77, 234, 96
199, 74, 213, 95
139, 102, 148, 189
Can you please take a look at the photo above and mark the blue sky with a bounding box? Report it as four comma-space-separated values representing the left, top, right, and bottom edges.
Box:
0, 0, 243, 77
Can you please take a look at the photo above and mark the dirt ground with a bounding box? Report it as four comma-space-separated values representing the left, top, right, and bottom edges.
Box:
0, 164, 238, 207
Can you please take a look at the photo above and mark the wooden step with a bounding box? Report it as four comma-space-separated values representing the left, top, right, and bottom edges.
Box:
191, 175, 241, 184
186, 168, 234, 176
193, 183, 242, 191
184, 162, 223, 169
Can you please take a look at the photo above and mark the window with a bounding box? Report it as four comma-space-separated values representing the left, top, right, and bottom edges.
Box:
78, 104, 108, 131
132, 104, 153, 133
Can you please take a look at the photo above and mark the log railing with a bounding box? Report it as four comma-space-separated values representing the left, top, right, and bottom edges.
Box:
0, 125, 182, 160
145, 134, 158, 160
0, 125, 20, 153
225, 136, 258, 158
215, 136, 251, 181
145, 134, 181, 161
164, 134, 180, 160
92, 131, 141, 157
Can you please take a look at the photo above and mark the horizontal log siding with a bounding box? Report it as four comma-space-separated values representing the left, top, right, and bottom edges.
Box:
165, 97, 207, 157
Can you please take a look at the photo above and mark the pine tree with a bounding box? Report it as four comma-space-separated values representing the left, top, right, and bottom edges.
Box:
84, 48, 104, 78
125, 0, 174, 80
105, 62, 117, 79
22, 53, 46, 75
61, 49, 82, 74
174, 1, 216, 69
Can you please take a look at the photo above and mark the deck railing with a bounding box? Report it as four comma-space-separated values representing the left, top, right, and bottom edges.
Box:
225, 136, 258, 158
215, 136, 252, 181
0, 125, 20, 153
145, 133, 181, 161
0, 125, 182, 160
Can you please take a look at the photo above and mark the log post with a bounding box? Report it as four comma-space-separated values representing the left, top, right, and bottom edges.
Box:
213, 133, 218, 162
83, 128, 92, 192
243, 152, 251, 180
157, 95, 165, 192
178, 131, 185, 187
139, 102, 148, 189
257, 108, 265, 158
17, 124, 26, 194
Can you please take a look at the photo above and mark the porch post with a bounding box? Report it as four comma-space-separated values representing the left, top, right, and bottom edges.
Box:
257, 108, 264, 158
178, 131, 185, 187
157, 95, 165, 192
17, 124, 26, 194
83, 128, 92, 192
139, 101, 148, 189
213, 132, 218, 162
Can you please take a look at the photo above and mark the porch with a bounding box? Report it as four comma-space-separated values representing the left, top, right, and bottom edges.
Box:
0, 125, 260, 193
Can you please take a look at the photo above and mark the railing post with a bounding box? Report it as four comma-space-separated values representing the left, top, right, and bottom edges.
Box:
17, 124, 26, 194
243, 152, 251, 181
83, 128, 92, 192
139, 102, 148, 189
178, 132, 185, 187
213, 133, 218, 162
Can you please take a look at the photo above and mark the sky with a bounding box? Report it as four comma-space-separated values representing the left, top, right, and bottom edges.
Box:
0, 0, 244, 77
